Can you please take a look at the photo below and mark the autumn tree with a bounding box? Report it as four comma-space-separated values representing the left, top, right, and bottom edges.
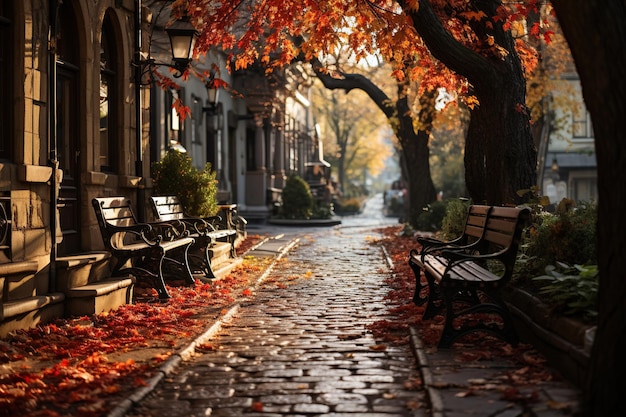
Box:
185, 0, 548, 213
550, 2, 626, 416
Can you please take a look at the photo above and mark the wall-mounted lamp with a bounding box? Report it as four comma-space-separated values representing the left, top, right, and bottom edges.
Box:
203, 79, 220, 114
137, 13, 197, 83
551, 158, 559, 173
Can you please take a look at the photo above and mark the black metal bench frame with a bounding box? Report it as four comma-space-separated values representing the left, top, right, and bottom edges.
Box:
149, 196, 236, 278
409, 206, 530, 348
92, 197, 195, 299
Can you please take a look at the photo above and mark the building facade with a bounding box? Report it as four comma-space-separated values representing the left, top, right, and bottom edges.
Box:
0, 0, 321, 334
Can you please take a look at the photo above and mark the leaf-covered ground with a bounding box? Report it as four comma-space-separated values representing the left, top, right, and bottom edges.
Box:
0, 235, 269, 417
373, 225, 573, 409
0, 228, 569, 416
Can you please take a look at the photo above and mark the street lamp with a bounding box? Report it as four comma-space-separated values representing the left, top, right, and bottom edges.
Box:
164, 14, 197, 76
203, 78, 220, 114
138, 13, 198, 81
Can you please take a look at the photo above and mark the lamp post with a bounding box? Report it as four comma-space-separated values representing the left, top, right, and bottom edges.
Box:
134, 0, 196, 221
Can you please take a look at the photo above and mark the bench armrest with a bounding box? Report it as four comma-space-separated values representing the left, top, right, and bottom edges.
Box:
148, 219, 189, 241
440, 247, 510, 276
417, 235, 463, 249
106, 222, 163, 247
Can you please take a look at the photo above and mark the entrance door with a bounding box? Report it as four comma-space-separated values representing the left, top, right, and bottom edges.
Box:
56, 66, 81, 255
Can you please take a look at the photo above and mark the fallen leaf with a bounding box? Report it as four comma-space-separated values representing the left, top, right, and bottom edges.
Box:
405, 400, 422, 410
370, 344, 387, 351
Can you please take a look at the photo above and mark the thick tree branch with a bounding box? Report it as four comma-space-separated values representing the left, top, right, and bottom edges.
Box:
403, 0, 497, 90
310, 60, 395, 119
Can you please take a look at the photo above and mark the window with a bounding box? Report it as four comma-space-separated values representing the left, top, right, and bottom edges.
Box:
572, 101, 594, 139
0, 0, 13, 160
99, 12, 118, 173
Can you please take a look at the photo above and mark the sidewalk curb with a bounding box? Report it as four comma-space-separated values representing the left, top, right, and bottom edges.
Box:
409, 326, 445, 417
106, 235, 300, 417
381, 242, 439, 417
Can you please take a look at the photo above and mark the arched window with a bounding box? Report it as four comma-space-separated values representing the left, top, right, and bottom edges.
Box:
99, 11, 119, 173
0, 0, 13, 161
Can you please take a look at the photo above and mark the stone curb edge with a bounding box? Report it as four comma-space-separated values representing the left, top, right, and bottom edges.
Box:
106, 235, 300, 417
380, 242, 442, 417
409, 327, 445, 417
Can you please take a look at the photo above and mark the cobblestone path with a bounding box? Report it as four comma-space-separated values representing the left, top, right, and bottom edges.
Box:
127, 225, 425, 416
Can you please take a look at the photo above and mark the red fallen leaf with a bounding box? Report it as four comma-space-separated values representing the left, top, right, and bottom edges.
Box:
152, 353, 171, 363
134, 377, 148, 387
242, 288, 253, 296
501, 387, 540, 403
251, 401, 264, 412
370, 344, 387, 351
405, 399, 422, 410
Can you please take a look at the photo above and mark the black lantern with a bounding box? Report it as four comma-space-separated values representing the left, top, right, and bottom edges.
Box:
165, 14, 197, 75
203, 78, 220, 114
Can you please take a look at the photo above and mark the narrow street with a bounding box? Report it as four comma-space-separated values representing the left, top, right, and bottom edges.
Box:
126, 196, 426, 416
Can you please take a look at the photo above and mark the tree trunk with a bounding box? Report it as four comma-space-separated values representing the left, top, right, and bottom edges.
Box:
408, 0, 537, 205
551, 2, 626, 416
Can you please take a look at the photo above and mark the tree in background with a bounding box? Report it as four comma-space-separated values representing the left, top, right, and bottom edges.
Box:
311, 79, 390, 197
185, 0, 551, 217
429, 101, 468, 199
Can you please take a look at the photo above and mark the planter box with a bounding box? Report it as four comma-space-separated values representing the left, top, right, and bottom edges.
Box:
505, 287, 593, 387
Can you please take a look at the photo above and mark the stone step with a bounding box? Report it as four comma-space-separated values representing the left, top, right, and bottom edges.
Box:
55, 251, 112, 292
0, 260, 40, 302
64, 276, 135, 317
208, 241, 233, 269
1, 293, 65, 337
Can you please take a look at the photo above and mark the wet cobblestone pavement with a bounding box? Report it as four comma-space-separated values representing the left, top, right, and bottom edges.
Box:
126, 223, 425, 416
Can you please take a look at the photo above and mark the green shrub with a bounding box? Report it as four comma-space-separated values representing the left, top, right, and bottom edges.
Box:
151, 149, 218, 217
533, 262, 599, 321
415, 200, 449, 232
439, 199, 471, 240
523, 200, 597, 275
336, 197, 362, 213
280, 175, 314, 219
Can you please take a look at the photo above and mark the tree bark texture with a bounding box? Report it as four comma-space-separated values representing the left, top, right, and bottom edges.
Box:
407, 0, 537, 205
551, 2, 626, 416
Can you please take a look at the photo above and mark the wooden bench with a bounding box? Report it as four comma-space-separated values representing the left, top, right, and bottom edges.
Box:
150, 196, 236, 278
411, 205, 492, 317
408, 206, 530, 348
92, 197, 195, 299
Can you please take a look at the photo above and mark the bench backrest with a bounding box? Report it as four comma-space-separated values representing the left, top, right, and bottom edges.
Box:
481, 206, 531, 273
150, 196, 185, 221
462, 205, 492, 242
92, 197, 140, 249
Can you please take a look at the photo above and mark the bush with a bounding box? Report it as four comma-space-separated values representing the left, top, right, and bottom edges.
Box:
335, 197, 363, 213
523, 199, 597, 275
439, 199, 471, 240
533, 262, 598, 322
415, 200, 448, 231
280, 175, 314, 219
151, 149, 218, 217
